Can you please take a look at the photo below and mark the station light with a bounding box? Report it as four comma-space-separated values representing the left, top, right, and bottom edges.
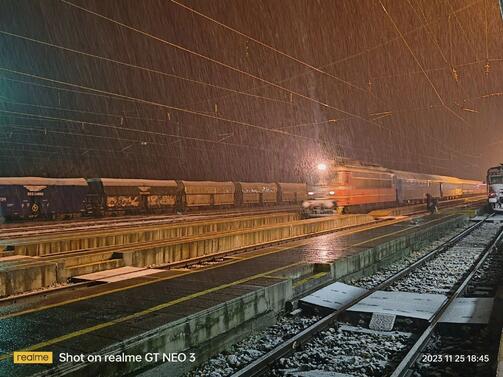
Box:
317, 163, 327, 171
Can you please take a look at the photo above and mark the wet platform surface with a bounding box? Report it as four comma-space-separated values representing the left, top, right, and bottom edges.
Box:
0, 212, 461, 375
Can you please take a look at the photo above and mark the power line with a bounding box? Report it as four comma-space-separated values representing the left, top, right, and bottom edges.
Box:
0, 96, 124, 120
369, 59, 502, 81
0, 66, 313, 141
0, 75, 334, 139
0, 123, 282, 159
406, 0, 476, 109
446, 0, 480, 62
378, 0, 470, 128
484, 0, 489, 61
0, 140, 120, 154
169, 0, 384, 104
1, 75, 200, 124
3, 78, 479, 161
0, 29, 293, 107
0, 108, 292, 152
60, 0, 388, 133
1, 99, 473, 166
5, 1, 481, 133
0, 75, 128, 102
1, 76, 325, 134
0, 95, 213, 126
182, 0, 483, 109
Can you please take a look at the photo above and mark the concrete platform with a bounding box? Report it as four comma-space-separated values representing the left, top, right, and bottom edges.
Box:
5, 212, 300, 256
0, 214, 376, 295
74, 267, 166, 283
0, 256, 58, 297
0, 212, 468, 376
369, 196, 485, 218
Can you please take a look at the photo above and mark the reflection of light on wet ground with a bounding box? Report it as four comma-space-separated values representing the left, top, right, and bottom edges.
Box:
301, 233, 355, 263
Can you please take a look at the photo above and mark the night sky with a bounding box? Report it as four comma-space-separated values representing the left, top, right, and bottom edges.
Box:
0, 0, 502, 182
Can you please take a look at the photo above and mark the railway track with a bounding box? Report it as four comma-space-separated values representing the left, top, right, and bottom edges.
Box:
386, 223, 503, 377
0, 196, 484, 240
187, 213, 502, 377
0, 206, 299, 239
0, 214, 406, 309
0, 199, 485, 314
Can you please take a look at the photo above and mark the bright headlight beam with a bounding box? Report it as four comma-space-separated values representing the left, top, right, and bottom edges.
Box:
317, 163, 327, 171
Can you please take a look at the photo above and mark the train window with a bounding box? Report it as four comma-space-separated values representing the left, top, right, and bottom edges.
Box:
335, 171, 349, 185
333, 172, 349, 185
489, 175, 503, 184
351, 177, 392, 189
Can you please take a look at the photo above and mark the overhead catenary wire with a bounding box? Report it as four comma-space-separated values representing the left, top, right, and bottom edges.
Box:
484, 0, 489, 61
181, 0, 483, 110
3, 1, 483, 128
378, 0, 471, 128
0, 1, 490, 173
169, 0, 385, 105
446, 0, 480, 62
60, 0, 389, 133
0, 123, 275, 160
0, 29, 293, 107
0, 69, 480, 162
0, 139, 121, 154
0, 96, 125, 121
0, 66, 314, 141
0, 108, 467, 166
0, 108, 294, 153
0, 76, 337, 136
369, 59, 502, 81
406, 0, 477, 109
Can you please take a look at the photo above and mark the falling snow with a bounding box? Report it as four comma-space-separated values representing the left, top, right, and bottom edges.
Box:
0, 0, 502, 181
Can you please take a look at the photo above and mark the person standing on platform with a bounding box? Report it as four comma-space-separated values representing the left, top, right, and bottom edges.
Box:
425, 193, 438, 214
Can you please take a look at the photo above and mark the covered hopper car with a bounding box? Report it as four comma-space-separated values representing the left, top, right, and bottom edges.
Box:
0, 178, 307, 221
0, 177, 88, 220
85, 178, 179, 216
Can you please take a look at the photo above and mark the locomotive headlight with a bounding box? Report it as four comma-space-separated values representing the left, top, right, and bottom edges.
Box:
317, 163, 327, 171
329, 191, 335, 195
308, 191, 314, 195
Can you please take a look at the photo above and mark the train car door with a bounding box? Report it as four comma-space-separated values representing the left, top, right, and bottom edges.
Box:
394, 175, 403, 204
139, 186, 150, 212
24, 185, 46, 218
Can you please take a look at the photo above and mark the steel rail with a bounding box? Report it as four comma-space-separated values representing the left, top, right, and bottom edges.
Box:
0, 195, 484, 239
0, 207, 299, 239
231, 213, 493, 377
390, 216, 503, 377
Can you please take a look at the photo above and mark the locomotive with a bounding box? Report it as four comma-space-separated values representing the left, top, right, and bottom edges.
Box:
0, 178, 307, 221
487, 164, 503, 212
302, 161, 486, 216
